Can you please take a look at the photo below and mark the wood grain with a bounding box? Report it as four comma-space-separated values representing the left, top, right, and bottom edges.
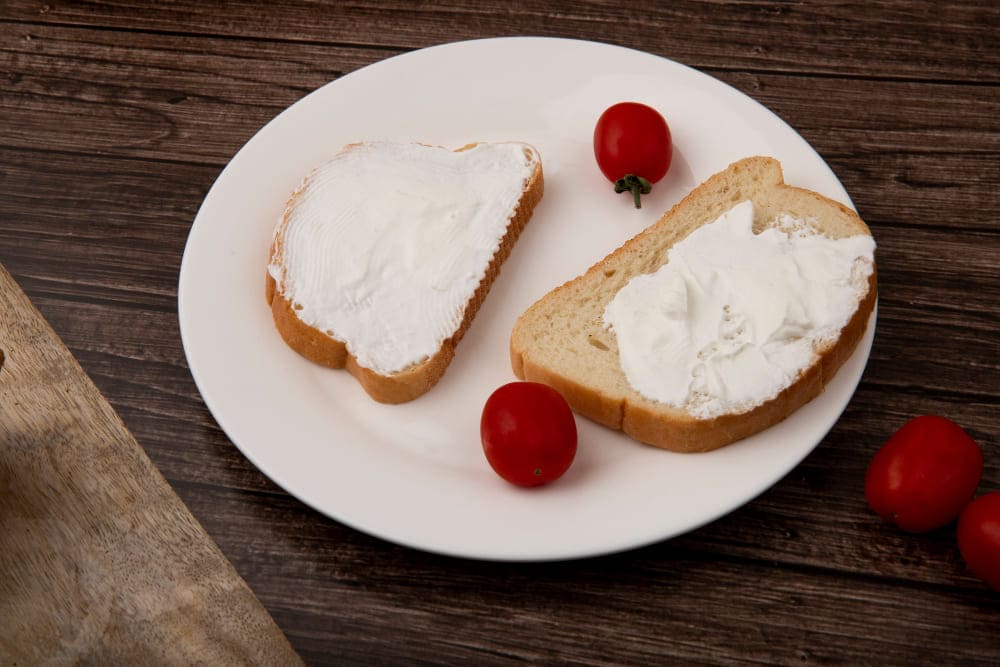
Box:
0, 264, 300, 664
4, 1, 997, 82
0, 1, 997, 664
2, 23, 997, 231
174, 481, 1000, 665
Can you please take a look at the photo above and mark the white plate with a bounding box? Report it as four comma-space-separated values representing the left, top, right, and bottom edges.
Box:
179, 37, 875, 561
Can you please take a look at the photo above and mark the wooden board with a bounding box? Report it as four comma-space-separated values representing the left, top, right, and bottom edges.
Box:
0, 264, 301, 664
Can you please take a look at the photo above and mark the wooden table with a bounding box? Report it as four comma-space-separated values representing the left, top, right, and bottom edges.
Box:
2, 2, 997, 663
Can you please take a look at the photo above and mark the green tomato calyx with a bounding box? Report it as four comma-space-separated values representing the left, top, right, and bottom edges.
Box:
614, 174, 652, 209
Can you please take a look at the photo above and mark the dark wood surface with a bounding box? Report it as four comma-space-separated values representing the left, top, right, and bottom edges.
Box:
2, 1, 998, 664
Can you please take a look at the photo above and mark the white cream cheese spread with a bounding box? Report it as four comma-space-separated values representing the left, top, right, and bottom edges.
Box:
268, 141, 539, 374
603, 200, 875, 419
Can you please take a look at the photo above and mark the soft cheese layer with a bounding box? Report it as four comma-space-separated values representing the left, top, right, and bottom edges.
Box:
269, 141, 539, 374
603, 200, 875, 419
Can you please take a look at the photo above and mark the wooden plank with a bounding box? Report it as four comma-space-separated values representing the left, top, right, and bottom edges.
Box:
3, 23, 999, 159
0, 264, 301, 664
0, 24, 390, 164
1, 25, 997, 232
2, 0, 997, 82
0, 147, 209, 297
171, 483, 1000, 665
829, 151, 1000, 236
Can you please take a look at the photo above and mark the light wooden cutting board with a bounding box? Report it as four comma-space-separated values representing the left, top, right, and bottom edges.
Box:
0, 264, 302, 664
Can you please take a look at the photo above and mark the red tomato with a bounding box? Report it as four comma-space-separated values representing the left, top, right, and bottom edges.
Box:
957, 491, 1000, 591
481, 382, 577, 487
593, 102, 672, 208
865, 415, 982, 532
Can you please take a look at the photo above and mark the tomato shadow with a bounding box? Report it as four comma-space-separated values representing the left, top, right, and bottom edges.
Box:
647, 146, 695, 212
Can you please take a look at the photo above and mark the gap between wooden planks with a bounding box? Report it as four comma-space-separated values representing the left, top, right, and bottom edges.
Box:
0, 263, 301, 664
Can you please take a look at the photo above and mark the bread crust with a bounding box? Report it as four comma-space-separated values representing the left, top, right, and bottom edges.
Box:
268, 142, 544, 403
510, 156, 877, 452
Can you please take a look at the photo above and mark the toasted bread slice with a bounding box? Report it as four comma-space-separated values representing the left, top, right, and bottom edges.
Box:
268, 141, 544, 403
510, 156, 876, 452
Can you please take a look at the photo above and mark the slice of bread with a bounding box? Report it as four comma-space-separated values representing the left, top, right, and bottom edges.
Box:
510, 156, 876, 452
267, 141, 543, 403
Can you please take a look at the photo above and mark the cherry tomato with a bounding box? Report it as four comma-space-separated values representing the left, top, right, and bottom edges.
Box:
594, 101, 672, 208
957, 491, 1000, 591
865, 415, 982, 532
481, 382, 577, 487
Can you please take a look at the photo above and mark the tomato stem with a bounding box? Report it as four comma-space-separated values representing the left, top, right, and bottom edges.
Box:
614, 174, 652, 208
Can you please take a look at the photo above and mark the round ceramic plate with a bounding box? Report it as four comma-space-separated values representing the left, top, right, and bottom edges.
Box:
178, 37, 875, 561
